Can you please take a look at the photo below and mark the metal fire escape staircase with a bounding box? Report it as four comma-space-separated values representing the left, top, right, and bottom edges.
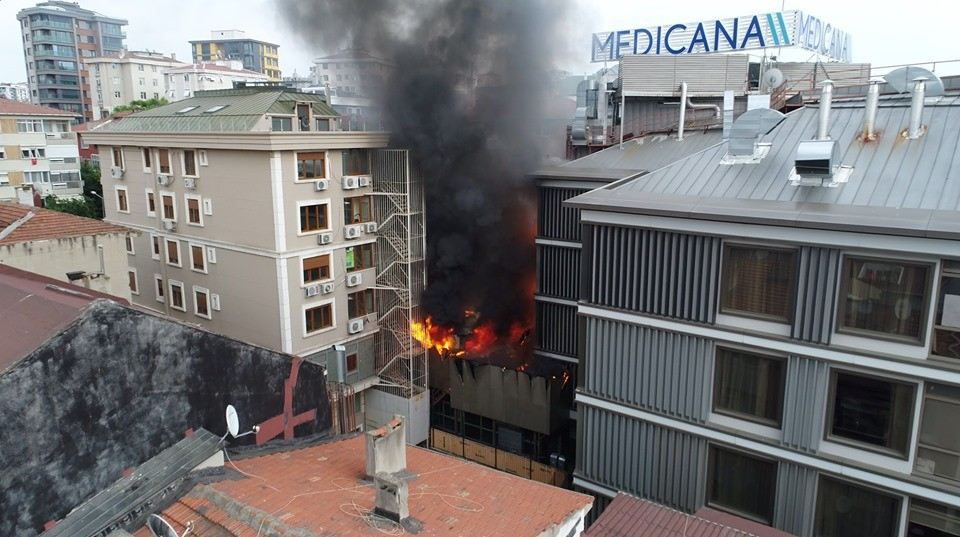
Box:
371, 149, 427, 400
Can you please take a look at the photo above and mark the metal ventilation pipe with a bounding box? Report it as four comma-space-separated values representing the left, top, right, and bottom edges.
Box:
908, 77, 926, 139
678, 81, 688, 141
817, 80, 834, 140
862, 82, 879, 140
685, 98, 721, 118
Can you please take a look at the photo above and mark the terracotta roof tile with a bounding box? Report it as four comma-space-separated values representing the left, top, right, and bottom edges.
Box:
0, 98, 78, 117
0, 202, 132, 245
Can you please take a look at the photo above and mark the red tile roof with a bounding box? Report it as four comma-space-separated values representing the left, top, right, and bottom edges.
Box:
583, 494, 795, 537
0, 98, 78, 117
0, 202, 131, 245
133, 435, 593, 537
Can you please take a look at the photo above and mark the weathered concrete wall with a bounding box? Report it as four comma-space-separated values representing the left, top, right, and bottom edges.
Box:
0, 300, 330, 536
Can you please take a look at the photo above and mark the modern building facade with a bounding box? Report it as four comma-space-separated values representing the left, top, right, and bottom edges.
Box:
0, 83, 30, 102
0, 99, 82, 201
190, 30, 280, 81
162, 61, 270, 102
84, 51, 186, 120
564, 80, 960, 537
83, 86, 429, 442
16, 1, 128, 121
311, 49, 392, 98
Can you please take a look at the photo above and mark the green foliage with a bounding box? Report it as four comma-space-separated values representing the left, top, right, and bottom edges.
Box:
44, 195, 99, 219
112, 97, 169, 114
80, 160, 103, 218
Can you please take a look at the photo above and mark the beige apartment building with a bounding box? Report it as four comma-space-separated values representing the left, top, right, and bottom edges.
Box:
0, 99, 82, 202
84, 86, 428, 441
84, 51, 186, 120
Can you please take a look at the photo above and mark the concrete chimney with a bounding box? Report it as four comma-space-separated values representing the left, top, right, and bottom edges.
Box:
374, 472, 410, 522
366, 416, 410, 523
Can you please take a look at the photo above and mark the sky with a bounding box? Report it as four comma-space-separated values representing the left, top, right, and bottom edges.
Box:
0, 0, 956, 82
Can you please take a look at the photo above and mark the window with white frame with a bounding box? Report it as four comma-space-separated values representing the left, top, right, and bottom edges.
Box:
181, 149, 198, 177
0, 173, 8, 186
111, 146, 124, 169
193, 286, 211, 319
154, 274, 164, 303
124, 235, 135, 255
305, 302, 334, 334
151, 234, 161, 260
165, 238, 181, 267
127, 269, 139, 295
185, 194, 202, 226
115, 186, 129, 213
169, 280, 186, 311
145, 189, 156, 217
189, 243, 206, 273
21, 147, 45, 159
160, 192, 176, 221
141, 147, 152, 172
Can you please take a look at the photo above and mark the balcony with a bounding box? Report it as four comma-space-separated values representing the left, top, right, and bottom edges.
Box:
33, 47, 76, 59
31, 32, 73, 45
30, 20, 73, 31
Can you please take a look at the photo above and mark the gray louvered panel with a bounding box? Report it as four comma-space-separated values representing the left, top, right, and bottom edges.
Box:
536, 245, 580, 300
773, 462, 818, 536
536, 301, 577, 357
577, 404, 708, 512
781, 355, 830, 453
793, 246, 841, 344
538, 186, 588, 241
582, 318, 712, 423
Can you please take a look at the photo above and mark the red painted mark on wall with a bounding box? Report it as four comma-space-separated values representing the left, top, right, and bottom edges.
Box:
255, 356, 318, 445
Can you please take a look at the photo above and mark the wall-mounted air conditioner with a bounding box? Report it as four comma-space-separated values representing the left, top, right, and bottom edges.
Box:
358, 176, 371, 187
163, 220, 177, 232
210, 294, 221, 311
305, 284, 321, 297
343, 176, 360, 190
321, 282, 335, 294
156, 174, 173, 186
317, 232, 333, 245
348, 318, 364, 334
184, 177, 197, 190
364, 221, 377, 233
110, 167, 124, 180
344, 224, 363, 239
346, 272, 362, 287
315, 179, 329, 191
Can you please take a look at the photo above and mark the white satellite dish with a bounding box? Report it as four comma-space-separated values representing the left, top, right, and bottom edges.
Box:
147, 514, 179, 537
762, 68, 785, 91
225, 404, 240, 438
883, 66, 945, 96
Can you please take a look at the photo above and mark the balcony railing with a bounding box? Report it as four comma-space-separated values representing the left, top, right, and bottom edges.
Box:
30, 20, 73, 31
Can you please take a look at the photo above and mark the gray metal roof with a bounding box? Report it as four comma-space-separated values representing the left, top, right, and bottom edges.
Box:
99, 88, 338, 133
43, 429, 220, 537
569, 95, 960, 239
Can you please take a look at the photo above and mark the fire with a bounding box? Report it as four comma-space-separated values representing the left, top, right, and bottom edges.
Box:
464, 322, 497, 354
410, 316, 457, 355
410, 310, 532, 361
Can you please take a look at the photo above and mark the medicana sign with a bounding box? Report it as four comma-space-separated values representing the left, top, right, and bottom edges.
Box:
591, 10, 851, 63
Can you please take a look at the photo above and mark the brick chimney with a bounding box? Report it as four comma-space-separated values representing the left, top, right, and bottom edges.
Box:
366, 416, 409, 523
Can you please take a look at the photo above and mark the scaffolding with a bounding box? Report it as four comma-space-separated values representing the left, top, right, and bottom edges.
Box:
371, 149, 428, 402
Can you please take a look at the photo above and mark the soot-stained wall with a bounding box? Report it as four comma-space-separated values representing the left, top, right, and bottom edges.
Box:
0, 300, 331, 536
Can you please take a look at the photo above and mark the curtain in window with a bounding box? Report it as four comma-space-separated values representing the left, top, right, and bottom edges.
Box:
721, 246, 796, 321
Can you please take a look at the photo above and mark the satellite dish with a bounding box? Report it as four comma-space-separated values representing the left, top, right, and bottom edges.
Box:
147, 514, 180, 537
762, 68, 785, 91
883, 66, 945, 97
225, 404, 240, 438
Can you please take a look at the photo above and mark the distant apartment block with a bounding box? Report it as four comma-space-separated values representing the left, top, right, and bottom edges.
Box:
0, 83, 30, 102
162, 61, 270, 101
0, 99, 82, 201
84, 86, 428, 440
84, 51, 186, 120
16, 1, 128, 121
311, 49, 391, 98
190, 30, 280, 81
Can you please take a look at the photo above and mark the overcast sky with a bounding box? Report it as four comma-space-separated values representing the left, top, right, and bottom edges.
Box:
0, 0, 955, 82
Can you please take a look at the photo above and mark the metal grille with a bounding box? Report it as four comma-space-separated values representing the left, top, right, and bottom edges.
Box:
536, 244, 580, 300
535, 301, 577, 357
792, 246, 841, 344
780, 355, 829, 453
538, 186, 588, 241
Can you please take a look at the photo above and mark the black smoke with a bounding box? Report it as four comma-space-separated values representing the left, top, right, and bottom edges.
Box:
278, 0, 571, 333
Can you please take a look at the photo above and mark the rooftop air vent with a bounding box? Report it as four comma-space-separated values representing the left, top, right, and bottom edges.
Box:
720, 108, 785, 164
883, 66, 945, 140
789, 139, 852, 187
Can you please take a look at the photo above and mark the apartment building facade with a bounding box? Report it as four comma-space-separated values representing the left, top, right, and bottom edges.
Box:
17, 1, 128, 121
565, 84, 960, 537
84, 51, 186, 119
162, 61, 270, 102
84, 87, 428, 441
311, 50, 392, 98
190, 30, 280, 81
0, 83, 30, 102
0, 99, 82, 201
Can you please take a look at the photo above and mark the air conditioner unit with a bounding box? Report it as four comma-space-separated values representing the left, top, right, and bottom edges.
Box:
317, 232, 333, 245
358, 176, 371, 187
344, 224, 363, 240
110, 167, 124, 180
346, 272, 362, 287
314, 179, 329, 191
156, 174, 172, 186
342, 176, 359, 190
348, 318, 364, 334
364, 221, 377, 233
210, 294, 221, 311
304, 284, 321, 298
321, 282, 335, 294
183, 177, 197, 190
163, 220, 177, 232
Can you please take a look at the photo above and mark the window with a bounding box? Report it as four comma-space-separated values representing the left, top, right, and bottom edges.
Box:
0, 173, 7, 186
909, 499, 960, 537
151, 235, 161, 260
0, 149, 5, 160
297, 152, 326, 180
139, 91, 146, 100
720, 245, 797, 322
176, 106, 197, 114
165, 238, 181, 267
21, 147, 45, 159
344, 196, 373, 224
827, 370, 915, 457
299, 202, 329, 233
305, 303, 333, 333
932, 260, 960, 360
169, 281, 186, 311
271, 116, 292, 131
915, 383, 960, 484
343, 149, 371, 175
108, 146, 123, 170
346, 353, 358, 373
303, 254, 331, 284
115, 186, 129, 212
706, 446, 777, 523
161, 193, 176, 220
127, 269, 139, 295
198, 150, 208, 166
814, 476, 899, 537
194, 287, 211, 319
182, 149, 197, 176
145, 189, 156, 217
713, 348, 785, 427
154, 275, 164, 303
158, 149, 171, 174
348, 289, 375, 318
346, 243, 375, 272
185, 195, 202, 225
113, 91, 120, 99
141, 148, 151, 171
315, 118, 330, 131
838, 257, 931, 342
189, 244, 206, 273
125, 235, 135, 255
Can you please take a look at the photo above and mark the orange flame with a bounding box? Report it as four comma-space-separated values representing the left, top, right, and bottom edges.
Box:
464, 322, 497, 355
410, 316, 457, 355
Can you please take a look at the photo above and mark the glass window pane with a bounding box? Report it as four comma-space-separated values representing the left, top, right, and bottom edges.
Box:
829, 371, 915, 455
721, 245, 797, 321
707, 446, 777, 523
840, 257, 929, 340
814, 476, 899, 537
714, 348, 784, 426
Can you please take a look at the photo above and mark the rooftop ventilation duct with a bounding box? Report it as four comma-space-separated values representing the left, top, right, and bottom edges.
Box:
861, 83, 880, 141
817, 80, 834, 140
366, 416, 413, 525
720, 108, 786, 164
883, 66, 945, 140
790, 80, 852, 187
908, 77, 927, 139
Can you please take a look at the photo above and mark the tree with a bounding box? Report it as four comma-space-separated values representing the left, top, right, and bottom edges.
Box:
80, 160, 103, 218
112, 97, 168, 114
43, 195, 98, 219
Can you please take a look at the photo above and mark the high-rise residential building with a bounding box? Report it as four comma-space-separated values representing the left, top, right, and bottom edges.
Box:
311, 49, 392, 98
189, 30, 280, 81
83, 86, 429, 442
16, 1, 128, 122
0, 83, 30, 102
162, 61, 270, 102
0, 99, 83, 202
84, 51, 187, 120
559, 76, 960, 537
